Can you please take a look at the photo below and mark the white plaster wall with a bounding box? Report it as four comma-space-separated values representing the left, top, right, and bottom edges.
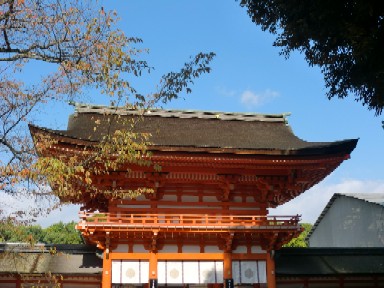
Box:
182, 195, 199, 202
160, 245, 178, 253
309, 196, 384, 247
204, 245, 221, 253
232, 245, 247, 253
113, 244, 128, 252
182, 245, 201, 253
251, 246, 265, 253
132, 244, 147, 253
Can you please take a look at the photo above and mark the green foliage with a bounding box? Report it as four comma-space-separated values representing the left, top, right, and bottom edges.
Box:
240, 0, 384, 115
42, 221, 82, 244
0, 221, 82, 244
0, 220, 43, 244
284, 223, 312, 247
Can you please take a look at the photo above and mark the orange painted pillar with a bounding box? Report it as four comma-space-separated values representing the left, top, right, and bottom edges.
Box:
149, 252, 158, 288
266, 251, 276, 288
223, 252, 234, 288
102, 251, 112, 288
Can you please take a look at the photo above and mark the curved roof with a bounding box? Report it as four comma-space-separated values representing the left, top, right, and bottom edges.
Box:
36, 103, 357, 156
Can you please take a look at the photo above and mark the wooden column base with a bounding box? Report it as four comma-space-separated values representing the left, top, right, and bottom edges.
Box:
224, 278, 234, 288
149, 279, 158, 288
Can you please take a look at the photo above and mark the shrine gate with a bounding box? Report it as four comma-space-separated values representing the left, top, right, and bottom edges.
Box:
30, 104, 357, 288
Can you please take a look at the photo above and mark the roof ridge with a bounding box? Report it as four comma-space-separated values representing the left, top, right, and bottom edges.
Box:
338, 192, 384, 206
69, 102, 291, 123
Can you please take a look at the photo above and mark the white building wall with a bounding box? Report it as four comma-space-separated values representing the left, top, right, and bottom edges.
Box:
309, 196, 384, 247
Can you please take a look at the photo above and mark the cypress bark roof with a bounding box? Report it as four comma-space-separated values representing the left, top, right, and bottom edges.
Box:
36, 103, 357, 156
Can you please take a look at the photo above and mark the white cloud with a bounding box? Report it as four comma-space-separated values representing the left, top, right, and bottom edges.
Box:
270, 179, 384, 224
0, 188, 80, 227
215, 87, 279, 109
240, 89, 279, 109
36, 204, 81, 227
215, 86, 237, 97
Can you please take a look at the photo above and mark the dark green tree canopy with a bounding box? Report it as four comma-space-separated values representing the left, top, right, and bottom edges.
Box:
283, 223, 312, 247
0, 221, 82, 244
240, 0, 384, 115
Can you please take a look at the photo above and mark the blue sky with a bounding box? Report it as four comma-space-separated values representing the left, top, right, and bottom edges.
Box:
36, 1, 384, 226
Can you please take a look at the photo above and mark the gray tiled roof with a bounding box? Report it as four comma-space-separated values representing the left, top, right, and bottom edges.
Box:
340, 193, 384, 206
0, 244, 102, 274
34, 103, 357, 156
276, 247, 384, 276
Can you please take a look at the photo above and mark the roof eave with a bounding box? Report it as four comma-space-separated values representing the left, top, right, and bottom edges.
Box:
29, 125, 358, 158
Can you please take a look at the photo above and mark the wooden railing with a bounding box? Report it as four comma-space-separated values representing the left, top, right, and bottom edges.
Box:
77, 212, 301, 232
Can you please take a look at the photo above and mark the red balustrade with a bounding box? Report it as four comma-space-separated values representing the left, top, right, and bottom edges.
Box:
77, 212, 301, 233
